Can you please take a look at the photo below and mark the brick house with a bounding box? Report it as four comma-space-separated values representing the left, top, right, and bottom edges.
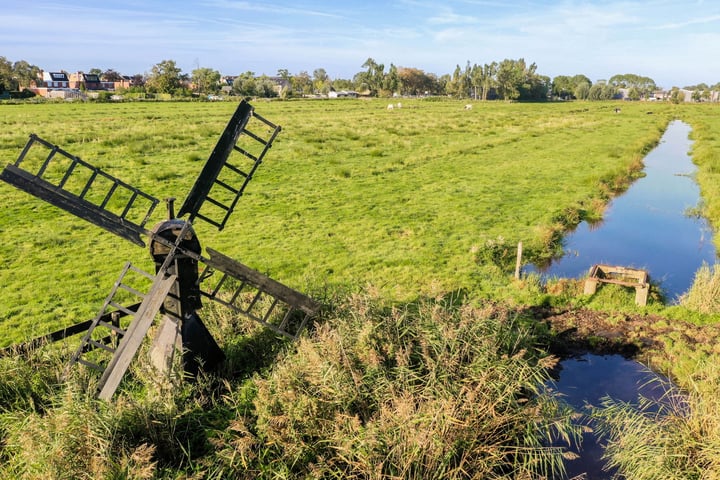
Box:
69, 72, 102, 90
42, 71, 70, 88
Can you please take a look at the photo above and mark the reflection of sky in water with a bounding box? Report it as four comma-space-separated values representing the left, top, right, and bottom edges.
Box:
534, 121, 717, 301
551, 354, 675, 480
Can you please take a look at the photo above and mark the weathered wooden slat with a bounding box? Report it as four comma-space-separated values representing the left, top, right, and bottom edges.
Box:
0, 302, 141, 358
203, 247, 319, 315
97, 273, 177, 401
178, 100, 253, 222
0, 165, 149, 246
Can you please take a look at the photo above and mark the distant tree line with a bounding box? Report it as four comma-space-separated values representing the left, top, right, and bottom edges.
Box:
3, 54, 720, 101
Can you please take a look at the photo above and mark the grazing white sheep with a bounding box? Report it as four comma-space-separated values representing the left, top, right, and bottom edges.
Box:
464, 104, 473, 110
396, 102, 402, 109
387, 103, 394, 110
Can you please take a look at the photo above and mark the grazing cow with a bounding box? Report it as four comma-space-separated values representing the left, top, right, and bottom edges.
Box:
464, 104, 473, 110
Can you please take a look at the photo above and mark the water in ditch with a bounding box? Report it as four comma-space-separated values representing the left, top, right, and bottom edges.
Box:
538, 120, 710, 477
533, 119, 717, 302
550, 354, 675, 479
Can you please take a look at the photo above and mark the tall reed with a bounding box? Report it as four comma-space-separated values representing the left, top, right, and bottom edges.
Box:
595, 358, 720, 479
0, 292, 578, 479
211, 294, 579, 479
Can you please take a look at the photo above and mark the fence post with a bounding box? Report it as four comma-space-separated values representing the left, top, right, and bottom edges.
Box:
515, 241, 523, 279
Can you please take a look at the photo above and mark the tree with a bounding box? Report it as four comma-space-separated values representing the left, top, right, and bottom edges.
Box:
232, 71, 257, 97
355, 58, 385, 96
191, 67, 221, 94
398, 67, 435, 96
468, 63, 483, 100
446, 64, 467, 98
383, 63, 400, 96
628, 86, 641, 101
15, 61, 39, 88
312, 68, 330, 94
102, 69, 123, 82
574, 81, 591, 100
479, 62, 498, 100
276, 68, 292, 97
255, 75, 279, 98
588, 83, 604, 100
0, 56, 13, 92
130, 74, 145, 87
608, 73, 656, 99
291, 70, 312, 96
517, 61, 549, 100
495, 59, 525, 100
331, 78, 354, 91
587, 82, 617, 100
669, 88, 685, 104
145, 59, 183, 94
551, 75, 592, 100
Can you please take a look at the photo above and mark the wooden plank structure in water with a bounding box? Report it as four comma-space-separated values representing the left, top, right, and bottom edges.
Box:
583, 264, 650, 306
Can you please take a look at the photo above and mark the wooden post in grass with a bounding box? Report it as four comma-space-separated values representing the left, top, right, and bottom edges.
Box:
515, 241, 523, 279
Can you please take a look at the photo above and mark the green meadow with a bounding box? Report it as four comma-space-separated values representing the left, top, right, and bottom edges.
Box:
3, 98, 720, 478
0, 98, 689, 343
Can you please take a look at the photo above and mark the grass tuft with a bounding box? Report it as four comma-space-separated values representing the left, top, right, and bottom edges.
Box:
680, 263, 720, 314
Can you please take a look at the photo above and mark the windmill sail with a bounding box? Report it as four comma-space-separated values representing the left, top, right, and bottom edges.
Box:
1, 134, 159, 246
177, 100, 281, 230
199, 247, 319, 339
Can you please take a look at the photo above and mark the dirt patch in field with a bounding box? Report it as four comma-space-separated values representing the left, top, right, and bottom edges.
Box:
522, 305, 720, 360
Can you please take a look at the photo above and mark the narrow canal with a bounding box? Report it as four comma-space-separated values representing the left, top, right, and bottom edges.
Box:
541, 120, 714, 478
537, 119, 717, 301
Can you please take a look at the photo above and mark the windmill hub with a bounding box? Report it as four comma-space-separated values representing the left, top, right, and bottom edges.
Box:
149, 219, 202, 312
147, 218, 224, 375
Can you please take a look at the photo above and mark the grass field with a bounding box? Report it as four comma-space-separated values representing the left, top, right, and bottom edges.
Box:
1, 98, 717, 345
2, 98, 720, 478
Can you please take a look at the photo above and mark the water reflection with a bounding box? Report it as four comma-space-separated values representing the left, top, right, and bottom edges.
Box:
533, 120, 717, 301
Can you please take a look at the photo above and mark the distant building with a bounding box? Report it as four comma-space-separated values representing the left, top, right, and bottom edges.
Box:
328, 89, 358, 98
28, 71, 81, 98
69, 72, 128, 91
42, 71, 70, 88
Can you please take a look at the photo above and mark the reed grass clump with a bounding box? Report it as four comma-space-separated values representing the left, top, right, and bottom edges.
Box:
212, 294, 579, 479
680, 262, 720, 314
0, 293, 580, 479
0, 346, 65, 413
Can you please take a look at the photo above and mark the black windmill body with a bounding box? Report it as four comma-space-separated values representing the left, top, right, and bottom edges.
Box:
1, 101, 318, 400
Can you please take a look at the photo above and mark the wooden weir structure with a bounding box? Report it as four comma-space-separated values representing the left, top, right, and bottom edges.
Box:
583, 264, 650, 306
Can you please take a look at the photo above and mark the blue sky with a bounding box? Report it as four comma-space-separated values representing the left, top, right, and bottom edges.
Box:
2, 0, 718, 88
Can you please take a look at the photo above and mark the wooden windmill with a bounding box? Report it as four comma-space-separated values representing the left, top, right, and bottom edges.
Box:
0, 101, 318, 400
